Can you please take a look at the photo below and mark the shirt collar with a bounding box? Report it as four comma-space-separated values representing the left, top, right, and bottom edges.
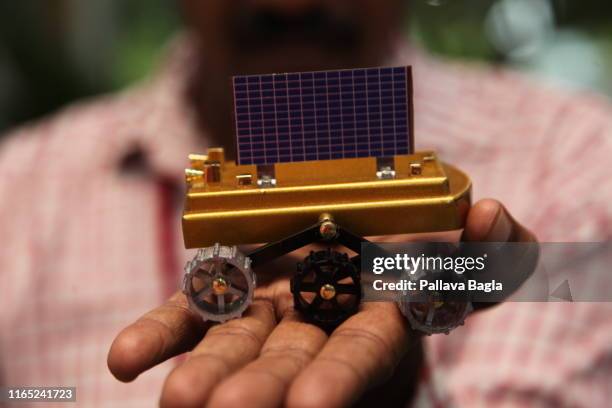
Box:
114, 33, 207, 184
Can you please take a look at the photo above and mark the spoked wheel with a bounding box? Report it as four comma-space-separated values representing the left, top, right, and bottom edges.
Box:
397, 268, 472, 335
291, 249, 362, 328
183, 243, 255, 322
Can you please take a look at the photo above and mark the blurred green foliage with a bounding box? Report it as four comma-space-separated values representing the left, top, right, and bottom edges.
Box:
409, 0, 497, 60
109, 1, 179, 88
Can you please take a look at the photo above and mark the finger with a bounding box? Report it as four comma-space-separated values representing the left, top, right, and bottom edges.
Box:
462, 198, 536, 243
287, 302, 411, 408
159, 297, 277, 408
207, 309, 328, 408
462, 199, 539, 309
107, 291, 206, 382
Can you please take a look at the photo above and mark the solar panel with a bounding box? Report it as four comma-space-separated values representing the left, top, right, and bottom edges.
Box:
233, 66, 413, 165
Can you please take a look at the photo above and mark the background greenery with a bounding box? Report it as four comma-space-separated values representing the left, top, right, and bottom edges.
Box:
1, 0, 611, 133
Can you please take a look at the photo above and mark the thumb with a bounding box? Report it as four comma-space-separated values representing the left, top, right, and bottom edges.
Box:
461, 199, 539, 307
462, 199, 537, 243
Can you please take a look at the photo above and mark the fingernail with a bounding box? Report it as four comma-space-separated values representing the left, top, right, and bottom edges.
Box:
489, 208, 512, 242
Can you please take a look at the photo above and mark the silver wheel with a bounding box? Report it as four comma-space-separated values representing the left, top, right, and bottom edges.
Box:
183, 243, 255, 322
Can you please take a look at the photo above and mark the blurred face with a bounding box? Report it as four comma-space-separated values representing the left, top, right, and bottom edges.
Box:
181, 0, 408, 76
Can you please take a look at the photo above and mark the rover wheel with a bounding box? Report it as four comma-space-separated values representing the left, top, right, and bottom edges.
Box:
291, 249, 362, 327
397, 268, 472, 335
183, 243, 255, 322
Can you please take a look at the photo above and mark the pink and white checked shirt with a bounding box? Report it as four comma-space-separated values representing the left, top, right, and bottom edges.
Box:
1, 36, 611, 407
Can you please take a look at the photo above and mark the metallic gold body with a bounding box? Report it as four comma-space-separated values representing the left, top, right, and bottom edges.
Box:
182, 150, 471, 248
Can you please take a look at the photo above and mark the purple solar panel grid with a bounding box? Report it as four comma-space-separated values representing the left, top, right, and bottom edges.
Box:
233, 66, 413, 165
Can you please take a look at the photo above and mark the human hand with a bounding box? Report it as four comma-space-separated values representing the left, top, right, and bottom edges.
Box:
107, 199, 536, 407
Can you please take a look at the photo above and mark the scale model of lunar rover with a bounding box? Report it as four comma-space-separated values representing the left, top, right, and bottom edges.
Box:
181, 66, 471, 327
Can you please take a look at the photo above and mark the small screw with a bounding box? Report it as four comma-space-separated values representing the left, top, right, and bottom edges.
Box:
212, 277, 229, 295
257, 175, 277, 188
319, 220, 338, 240
320, 284, 337, 300
376, 166, 396, 180
433, 300, 445, 309
185, 168, 205, 186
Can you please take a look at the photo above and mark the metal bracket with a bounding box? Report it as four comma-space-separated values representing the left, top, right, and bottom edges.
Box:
247, 216, 370, 269
256, 164, 277, 188
376, 156, 396, 179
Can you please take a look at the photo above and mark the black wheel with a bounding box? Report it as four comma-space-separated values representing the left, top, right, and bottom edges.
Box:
291, 249, 362, 328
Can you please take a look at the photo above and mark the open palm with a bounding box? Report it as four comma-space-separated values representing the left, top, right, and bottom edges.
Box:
108, 199, 536, 407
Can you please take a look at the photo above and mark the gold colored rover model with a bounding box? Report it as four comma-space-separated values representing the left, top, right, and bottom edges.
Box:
182, 148, 471, 248
180, 65, 472, 327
